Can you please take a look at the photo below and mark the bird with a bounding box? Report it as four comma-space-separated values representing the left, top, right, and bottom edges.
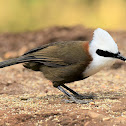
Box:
0, 28, 126, 103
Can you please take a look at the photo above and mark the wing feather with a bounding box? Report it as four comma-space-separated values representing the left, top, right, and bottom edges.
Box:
23, 41, 90, 67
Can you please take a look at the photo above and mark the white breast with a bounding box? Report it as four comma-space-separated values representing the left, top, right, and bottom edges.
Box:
83, 53, 116, 77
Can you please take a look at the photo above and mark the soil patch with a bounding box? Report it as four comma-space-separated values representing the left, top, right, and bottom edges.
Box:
0, 25, 126, 126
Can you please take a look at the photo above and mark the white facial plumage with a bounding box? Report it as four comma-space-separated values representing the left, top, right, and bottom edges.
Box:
90, 28, 118, 54
83, 28, 119, 77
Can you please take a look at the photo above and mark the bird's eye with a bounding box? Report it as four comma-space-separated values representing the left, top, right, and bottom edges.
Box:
96, 49, 114, 57
96, 49, 105, 56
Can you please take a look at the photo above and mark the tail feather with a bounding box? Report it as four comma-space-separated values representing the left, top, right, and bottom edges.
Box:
0, 56, 28, 68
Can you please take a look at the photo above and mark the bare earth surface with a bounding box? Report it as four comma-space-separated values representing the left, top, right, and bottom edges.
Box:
0, 26, 126, 126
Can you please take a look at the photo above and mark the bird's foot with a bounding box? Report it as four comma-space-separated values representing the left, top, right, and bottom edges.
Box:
61, 84, 94, 100
57, 86, 93, 104
74, 94, 94, 100
63, 95, 93, 104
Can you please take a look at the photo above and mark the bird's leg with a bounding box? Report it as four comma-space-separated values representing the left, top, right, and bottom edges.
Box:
61, 84, 83, 99
57, 86, 91, 104
57, 86, 71, 97
61, 84, 91, 99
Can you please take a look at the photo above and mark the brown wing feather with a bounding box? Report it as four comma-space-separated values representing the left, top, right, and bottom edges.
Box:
25, 41, 91, 66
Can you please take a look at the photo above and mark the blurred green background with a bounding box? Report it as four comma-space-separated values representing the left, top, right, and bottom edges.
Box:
0, 0, 126, 33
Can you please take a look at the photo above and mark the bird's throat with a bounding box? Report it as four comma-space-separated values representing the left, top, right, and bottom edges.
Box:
83, 56, 116, 77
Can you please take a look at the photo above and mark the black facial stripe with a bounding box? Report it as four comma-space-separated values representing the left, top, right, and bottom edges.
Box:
96, 49, 119, 58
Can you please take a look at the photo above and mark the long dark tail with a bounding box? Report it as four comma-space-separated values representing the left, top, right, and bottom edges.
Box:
0, 56, 29, 68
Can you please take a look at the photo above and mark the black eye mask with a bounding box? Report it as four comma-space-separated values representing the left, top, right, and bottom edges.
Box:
96, 49, 126, 61
96, 49, 118, 58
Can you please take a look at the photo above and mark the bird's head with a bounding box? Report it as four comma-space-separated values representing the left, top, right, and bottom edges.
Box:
89, 28, 126, 62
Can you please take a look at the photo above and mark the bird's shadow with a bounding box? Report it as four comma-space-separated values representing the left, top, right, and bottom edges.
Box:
78, 92, 123, 100
36, 92, 123, 102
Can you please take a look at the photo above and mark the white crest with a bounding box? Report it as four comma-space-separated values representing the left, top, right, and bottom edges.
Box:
91, 28, 118, 53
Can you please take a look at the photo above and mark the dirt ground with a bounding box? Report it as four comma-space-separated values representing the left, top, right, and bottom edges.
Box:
0, 25, 126, 126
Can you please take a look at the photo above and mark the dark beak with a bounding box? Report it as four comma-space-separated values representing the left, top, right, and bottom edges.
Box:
116, 53, 126, 61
